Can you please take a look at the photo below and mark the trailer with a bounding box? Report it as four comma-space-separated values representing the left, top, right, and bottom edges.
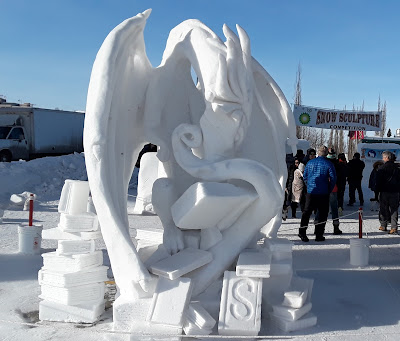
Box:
0, 100, 84, 161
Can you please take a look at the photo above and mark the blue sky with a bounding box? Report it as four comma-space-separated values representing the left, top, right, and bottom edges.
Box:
1, 0, 399, 133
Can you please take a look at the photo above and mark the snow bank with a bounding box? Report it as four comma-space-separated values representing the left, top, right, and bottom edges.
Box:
0, 153, 87, 209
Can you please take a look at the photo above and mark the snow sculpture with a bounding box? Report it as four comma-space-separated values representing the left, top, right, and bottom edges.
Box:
84, 7, 297, 313
39, 180, 107, 323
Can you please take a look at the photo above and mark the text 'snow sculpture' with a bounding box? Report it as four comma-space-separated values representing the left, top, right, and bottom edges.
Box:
84, 8, 297, 333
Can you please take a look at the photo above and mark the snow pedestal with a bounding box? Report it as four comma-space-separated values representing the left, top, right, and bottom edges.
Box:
38, 180, 107, 324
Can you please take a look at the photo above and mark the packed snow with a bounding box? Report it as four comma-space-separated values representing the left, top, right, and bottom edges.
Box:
1, 153, 400, 340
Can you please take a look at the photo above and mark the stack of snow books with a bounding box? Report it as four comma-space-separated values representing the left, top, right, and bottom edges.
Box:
39, 180, 108, 323
260, 238, 317, 333
132, 226, 317, 336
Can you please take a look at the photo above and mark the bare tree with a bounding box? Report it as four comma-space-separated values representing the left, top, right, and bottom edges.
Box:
328, 129, 334, 148
294, 62, 304, 139
319, 129, 326, 147
375, 95, 382, 137
381, 100, 387, 137
334, 130, 339, 152
338, 129, 345, 153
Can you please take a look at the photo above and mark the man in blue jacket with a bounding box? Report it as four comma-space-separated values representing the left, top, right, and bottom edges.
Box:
299, 145, 337, 242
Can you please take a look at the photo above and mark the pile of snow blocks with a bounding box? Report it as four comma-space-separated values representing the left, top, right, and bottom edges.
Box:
261, 238, 317, 332
39, 180, 107, 323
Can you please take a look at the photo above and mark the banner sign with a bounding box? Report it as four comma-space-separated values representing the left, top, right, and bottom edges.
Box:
293, 105, 382, 131
360, 147, 400, 161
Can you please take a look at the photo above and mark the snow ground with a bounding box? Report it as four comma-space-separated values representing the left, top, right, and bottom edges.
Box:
1, 154, 400, 341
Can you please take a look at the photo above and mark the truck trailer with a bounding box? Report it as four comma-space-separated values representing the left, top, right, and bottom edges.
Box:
0, 100, 84, 162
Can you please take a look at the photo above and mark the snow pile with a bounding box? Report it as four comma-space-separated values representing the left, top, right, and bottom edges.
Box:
0, 153, 87, 208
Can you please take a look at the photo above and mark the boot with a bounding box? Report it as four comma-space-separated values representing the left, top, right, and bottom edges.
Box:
333, 222, 342, 235
298, 228, 309, 242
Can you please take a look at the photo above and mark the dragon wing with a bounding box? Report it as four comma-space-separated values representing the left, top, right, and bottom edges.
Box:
83, 10, 153, 294
237, 58, 298, 237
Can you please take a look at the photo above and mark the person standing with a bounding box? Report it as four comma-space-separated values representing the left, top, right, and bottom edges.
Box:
325, 150, 343, 234
283, 157, 297, 220
376, 151, 400, 234
292, 162, 306, 216
369, 160, 384, 202
347, 152, 365, 206
298, 146, 337, 242
336, 153, 348, 214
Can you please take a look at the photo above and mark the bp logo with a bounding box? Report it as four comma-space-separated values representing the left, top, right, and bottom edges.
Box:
299, 112, 311, 125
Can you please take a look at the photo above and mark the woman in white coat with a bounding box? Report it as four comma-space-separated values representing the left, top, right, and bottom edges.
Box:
292, 162, 306, 216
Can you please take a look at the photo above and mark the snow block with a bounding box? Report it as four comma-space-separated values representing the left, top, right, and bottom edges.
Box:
185, 302, 216, 330
58, 212, 98, 232
282, 290, 307, 309
42, 251, 103, 272
183, 319, 212, 335
272, 302, 312, 321
282, 276, 314, 309
40, 282, 105, 305
147, 276, 192, 328
200, 226, 222, 250
171, 182, 257, 230
270, 312, 317, 332
236, 250, 272, 278
42, 227, 102, 241
39, 299, 105, 323
56, 240, 95, 255
218, 271, 262, 336
263, 238, 293, 253
149, 248, 212, 280
58, 180, 90, 215
38, 266, 108, 287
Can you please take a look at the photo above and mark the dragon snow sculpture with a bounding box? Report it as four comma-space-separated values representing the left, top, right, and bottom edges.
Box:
84, 9, 297, 300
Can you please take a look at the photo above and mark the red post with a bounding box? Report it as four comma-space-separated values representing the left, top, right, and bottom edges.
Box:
28, 193, 34, 226
358, 207, 363, 238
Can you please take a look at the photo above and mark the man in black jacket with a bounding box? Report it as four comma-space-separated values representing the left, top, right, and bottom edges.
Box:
376, 151, 400, 234
347, 152, 365, 206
